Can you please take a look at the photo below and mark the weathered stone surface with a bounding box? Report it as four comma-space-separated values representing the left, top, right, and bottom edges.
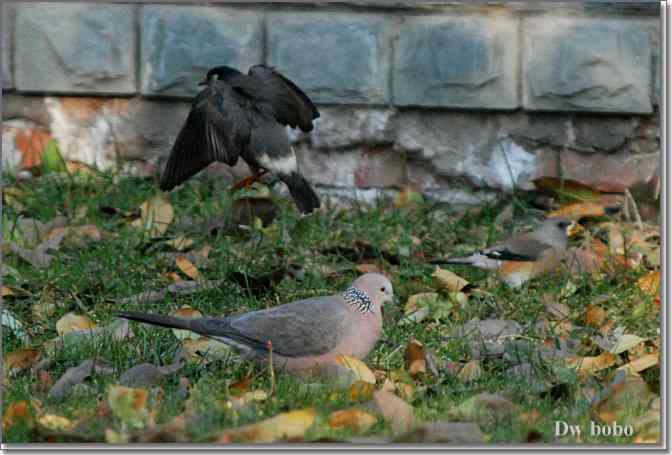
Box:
2, 3, 12, 90
523, 17, 652, 113
394, 112, 537, 191
394, 15, 518, 109
295, 145, 361, 188
354, 147, 406, 188
267, 12, 390, 104
572, 116, 638, 152
292, 107, 396, 149
501, 113, 571, 148
559, 150, 658, 193
141, 6, 262, 97
15, 3, 136, 94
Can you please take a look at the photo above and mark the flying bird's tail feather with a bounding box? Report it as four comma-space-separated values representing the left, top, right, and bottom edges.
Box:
116, 311, 197, 332
280, 173, 320, 214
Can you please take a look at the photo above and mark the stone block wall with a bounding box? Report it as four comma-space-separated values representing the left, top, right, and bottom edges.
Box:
1, 2, 661, 208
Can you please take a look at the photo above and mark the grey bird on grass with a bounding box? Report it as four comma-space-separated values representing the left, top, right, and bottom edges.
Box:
117, 273, 393, 375
160, 65, 321, 214
432, 217, 573, 287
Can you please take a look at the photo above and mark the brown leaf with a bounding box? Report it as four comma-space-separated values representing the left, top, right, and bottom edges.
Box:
347, 381, 376, 402
584, 305, 607, 328
565, 352, 617, 377
329, 409, 378, 432
637, 271, 660, 297
405, 339, 427, 377
3, 401, 32, 429
5, 349, 41, 373
180, 337, 232, 364
547, 202, 612, 220
619, 353, 659, 374
217, 408, 316, 443
175, 255, 201, 281
593, 371, 653, 424
393, 186, 423, 208
55, 313, 96, 336
108, 385, 154, 431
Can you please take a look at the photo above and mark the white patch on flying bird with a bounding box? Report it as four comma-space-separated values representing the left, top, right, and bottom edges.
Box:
257, 151, 298, 175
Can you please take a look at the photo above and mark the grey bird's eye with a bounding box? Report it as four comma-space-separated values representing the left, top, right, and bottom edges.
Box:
380, 287, 386, 292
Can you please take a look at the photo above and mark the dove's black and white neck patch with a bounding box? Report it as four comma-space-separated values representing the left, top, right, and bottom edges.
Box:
343, 287, 374, 314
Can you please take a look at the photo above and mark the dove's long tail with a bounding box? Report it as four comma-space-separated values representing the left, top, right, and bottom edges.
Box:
279, 172, 320, 214
116, 311, 197, 332
430, 254, 500, 270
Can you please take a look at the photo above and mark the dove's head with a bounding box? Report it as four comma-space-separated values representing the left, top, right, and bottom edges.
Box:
199, 66, 242, 86
539, 217, 573, 249
344, 273, 394, 315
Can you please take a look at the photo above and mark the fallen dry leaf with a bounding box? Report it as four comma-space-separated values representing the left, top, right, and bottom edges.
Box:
5, 349, 41, 374
547, 201, 614, 221
432, 267, 469, 292
55, 312, 96, 336
37, 414, 75, 432
566, 352, 617, 377
405, 339, 427, 377
329, 409, 378, 432
393, 186, 423, 208
618, 353, 659, 374
131, 195, 174, 238
584, 304, 608, 328
592, 371, 654, 424
336, 354, 376, 384
3, 401, 32, 429
355, 263, 384, 274
347, 381, 376, 402
176, 256, 201, 281
610, 334, 647, 355
217, 408, 316, 443
637, 271, 660, 297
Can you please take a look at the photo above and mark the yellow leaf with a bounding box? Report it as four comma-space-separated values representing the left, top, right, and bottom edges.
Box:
176, 255, 200, 280
405, 339, 426, 376
170, 306, 203, 341
638, 271, 660, 297
432, 267, 469, 292
164, 272, 183, 283
37, 414, 74, 432
131, 195, 174, 237
55, 312, 96, 336
329, 409, 378, 431
335, 354, 376, 384
404, 292, 439, 314
218, 408, 316, 443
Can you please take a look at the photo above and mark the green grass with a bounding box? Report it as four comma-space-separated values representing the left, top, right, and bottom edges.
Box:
2, 171, 660, 444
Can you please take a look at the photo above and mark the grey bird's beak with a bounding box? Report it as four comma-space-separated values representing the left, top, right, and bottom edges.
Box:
198, 80, 207, 87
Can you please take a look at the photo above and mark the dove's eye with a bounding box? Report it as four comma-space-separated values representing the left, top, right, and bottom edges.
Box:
380, 287, 386, 292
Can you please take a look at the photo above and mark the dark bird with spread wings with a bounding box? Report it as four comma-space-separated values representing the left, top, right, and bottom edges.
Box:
160, 65, 321, 214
